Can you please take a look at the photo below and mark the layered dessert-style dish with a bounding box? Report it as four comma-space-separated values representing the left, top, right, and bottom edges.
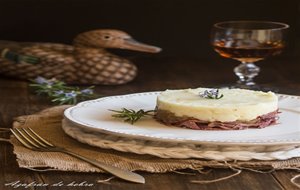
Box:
154, 88, 279, 130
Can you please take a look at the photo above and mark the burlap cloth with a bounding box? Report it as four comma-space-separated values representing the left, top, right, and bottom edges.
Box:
8, 106, 300, 173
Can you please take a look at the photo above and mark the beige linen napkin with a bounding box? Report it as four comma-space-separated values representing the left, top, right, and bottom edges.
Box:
9, 105, 300, 173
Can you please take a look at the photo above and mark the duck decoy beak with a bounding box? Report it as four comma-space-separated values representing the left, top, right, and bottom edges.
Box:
121, 38, 162, 53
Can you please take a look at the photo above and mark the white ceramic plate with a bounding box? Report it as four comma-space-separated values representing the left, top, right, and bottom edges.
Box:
64, 92, 300, 145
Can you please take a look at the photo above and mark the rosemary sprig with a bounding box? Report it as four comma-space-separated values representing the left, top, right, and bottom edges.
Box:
30, 76, 97, 105
199, 89, 224, 99
110, 108, 155, 124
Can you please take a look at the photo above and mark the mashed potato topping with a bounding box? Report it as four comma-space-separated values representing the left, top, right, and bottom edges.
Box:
156, 88, 278, 122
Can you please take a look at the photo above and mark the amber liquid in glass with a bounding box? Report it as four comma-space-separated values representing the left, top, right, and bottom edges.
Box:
213, 40, 284, 62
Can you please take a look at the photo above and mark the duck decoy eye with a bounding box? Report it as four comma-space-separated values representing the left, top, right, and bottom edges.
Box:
103, 35, 112, 40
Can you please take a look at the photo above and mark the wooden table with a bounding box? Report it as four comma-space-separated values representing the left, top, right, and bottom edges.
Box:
0, 55, 299, 190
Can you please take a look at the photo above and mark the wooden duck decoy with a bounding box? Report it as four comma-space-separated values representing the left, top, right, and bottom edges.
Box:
0, 29, 161, 85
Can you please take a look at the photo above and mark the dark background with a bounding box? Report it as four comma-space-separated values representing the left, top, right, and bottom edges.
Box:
0, 0, 298, 58
0, 0, 299, 86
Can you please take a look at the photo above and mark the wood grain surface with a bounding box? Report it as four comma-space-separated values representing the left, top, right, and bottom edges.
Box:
0, 56, 299, 190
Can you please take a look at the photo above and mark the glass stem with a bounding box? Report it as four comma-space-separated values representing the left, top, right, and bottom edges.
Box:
234, 62, 260, 87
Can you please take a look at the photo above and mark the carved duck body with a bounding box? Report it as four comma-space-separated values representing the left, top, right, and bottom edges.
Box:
0, 29, 161, 84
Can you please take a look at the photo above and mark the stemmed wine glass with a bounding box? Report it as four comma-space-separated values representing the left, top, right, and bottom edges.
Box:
211, 21, 289, 90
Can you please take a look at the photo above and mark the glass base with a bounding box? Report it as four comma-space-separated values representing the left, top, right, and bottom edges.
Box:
234, 62, 260, 87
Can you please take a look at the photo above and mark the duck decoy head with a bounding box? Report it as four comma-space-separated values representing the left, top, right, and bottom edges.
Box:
73, 29, 161, 53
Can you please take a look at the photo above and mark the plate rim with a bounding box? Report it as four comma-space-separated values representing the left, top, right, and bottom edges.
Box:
64, 91, 300, 146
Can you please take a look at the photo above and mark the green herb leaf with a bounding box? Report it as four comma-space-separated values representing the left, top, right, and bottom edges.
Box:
30, 76, 99, 105
110, 108, 154, 124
